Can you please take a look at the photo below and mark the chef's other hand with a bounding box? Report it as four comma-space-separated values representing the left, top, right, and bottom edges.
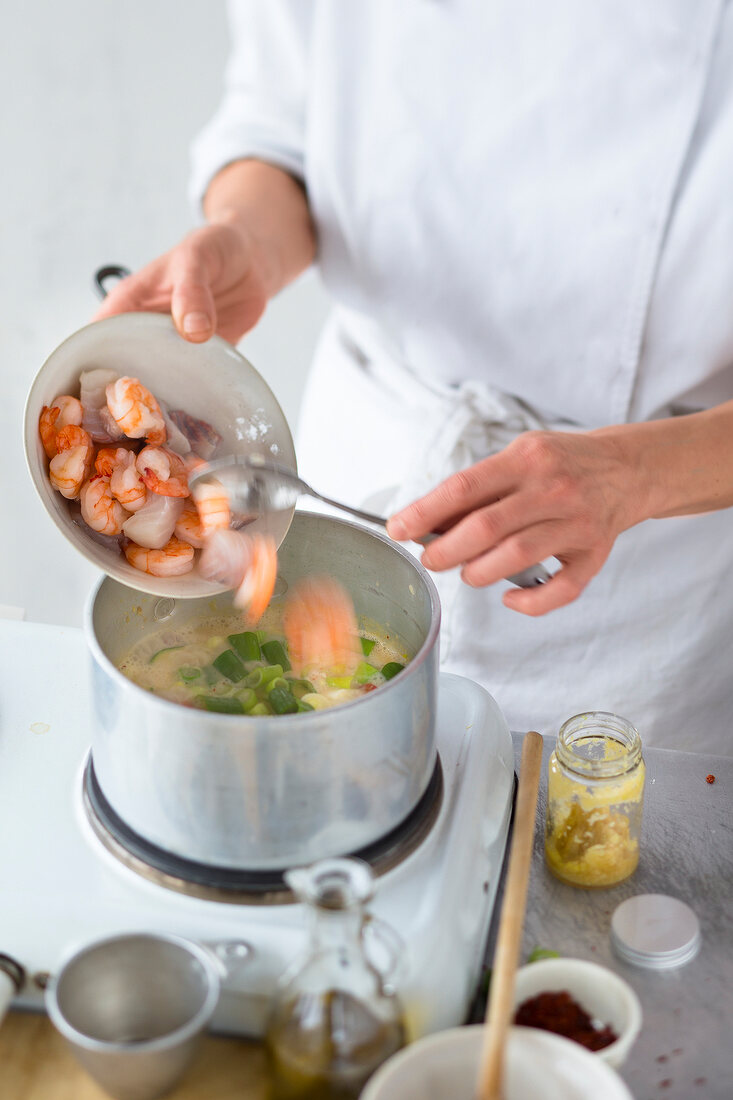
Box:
92, 222, 270, 344
386, 430, 646, 616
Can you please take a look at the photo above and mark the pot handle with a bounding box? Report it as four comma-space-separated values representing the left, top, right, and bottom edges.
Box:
94, 264, 132, 300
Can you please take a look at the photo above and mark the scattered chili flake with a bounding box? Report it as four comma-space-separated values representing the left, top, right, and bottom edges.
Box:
694, 1078, 707, 1087
656, 1055, 668, 1064
706, 774, 715, 784
514, 991, 617, 1052
659, 1080, 672, 1090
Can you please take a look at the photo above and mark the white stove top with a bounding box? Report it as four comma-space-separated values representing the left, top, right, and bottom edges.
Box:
0, 619, 514, 1040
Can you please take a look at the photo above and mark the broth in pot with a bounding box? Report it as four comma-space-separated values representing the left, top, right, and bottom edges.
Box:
118, 606, 409, 716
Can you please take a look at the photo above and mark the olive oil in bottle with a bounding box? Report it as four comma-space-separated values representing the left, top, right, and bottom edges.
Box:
265, 859, 406, 1100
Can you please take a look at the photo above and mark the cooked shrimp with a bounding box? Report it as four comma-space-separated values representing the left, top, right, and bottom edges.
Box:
122, 491, 183, 549
124, 536, 195, 577
283, 576, 361, 676
198, 529, 277, 622
39, 396, 83, 459
109, 452, 146, 512
233, 533, 278, 623
92, 447, 146, 512
191, 477, 231, 535
136, 446, 189, 498
199, 528, 253, 587
80, 474, 129, 536
105, 377, 166, 444
48, 425, 95, 499
94, 446, 131, 476
39, 406, 62, 459
174, 498, 206, 549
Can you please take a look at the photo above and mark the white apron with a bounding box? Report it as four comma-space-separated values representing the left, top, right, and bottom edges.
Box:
296, 307, 733, 754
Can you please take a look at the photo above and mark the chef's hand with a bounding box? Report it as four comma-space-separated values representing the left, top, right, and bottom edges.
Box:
386, 429, 647, 615
93, 222, 271, 344
93, 160, 316, 344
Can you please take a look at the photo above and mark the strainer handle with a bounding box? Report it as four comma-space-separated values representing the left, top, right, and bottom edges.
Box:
94, 264, 132, 300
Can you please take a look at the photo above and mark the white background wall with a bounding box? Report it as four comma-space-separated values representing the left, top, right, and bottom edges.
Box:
1, 0, 329, 626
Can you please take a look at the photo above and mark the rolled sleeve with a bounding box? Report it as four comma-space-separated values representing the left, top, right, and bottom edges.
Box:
189, 0, 312, 216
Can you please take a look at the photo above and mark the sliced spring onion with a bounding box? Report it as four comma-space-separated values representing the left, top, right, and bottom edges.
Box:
265, 676, 290, 695
234, 687, 258, 711
177, 666, 201, 683
245, 663, 283, 689
326, 675, 353, 690
203, 664, 221, 685
249, 701, 272, 716
200, 695, 245, 714
212, 649, 246, 682
286, 677, 316, 699
149, 645, 184, 664
228, 631, 261, 662
261, 663, 284, 684
268, 686, 299, 714
297, 700, 315, 712
300, 693, 331, 711
360, 637, 376, 657
260, 639, 291, 672
353, 661, 378, 684
527, 947, 561, 964
381, 662, 405, 681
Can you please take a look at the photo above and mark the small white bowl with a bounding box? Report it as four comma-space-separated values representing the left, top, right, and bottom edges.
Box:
360, 1024, 633, 1100
24, 312, 296, 599
513, 958, 642, 1069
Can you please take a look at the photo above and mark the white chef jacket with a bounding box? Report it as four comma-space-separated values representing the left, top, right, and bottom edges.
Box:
191, 0, 733, 755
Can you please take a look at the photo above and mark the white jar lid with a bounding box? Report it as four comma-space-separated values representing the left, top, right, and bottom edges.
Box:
610, 894, 701, 970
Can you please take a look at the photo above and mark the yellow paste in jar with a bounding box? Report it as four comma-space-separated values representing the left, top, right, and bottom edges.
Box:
545, 737, 645, 888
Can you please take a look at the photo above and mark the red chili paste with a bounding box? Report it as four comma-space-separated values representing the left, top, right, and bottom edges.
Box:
514, 991, 617, 1052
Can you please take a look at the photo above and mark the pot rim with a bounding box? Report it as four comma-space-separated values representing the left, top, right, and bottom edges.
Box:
84, 511, 442, 727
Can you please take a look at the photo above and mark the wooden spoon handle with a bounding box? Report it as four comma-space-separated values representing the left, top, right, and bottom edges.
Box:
476, 730, 544, 1100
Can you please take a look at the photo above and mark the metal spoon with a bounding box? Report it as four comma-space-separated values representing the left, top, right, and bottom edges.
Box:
188, 454, 551, 588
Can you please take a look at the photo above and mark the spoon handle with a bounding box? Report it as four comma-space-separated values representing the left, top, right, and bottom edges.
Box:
310, 491, 550, 589
476, 730, 543, 1100
308, 490, 395, 530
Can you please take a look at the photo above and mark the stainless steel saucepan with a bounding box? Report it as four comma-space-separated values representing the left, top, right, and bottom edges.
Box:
85, 511, 441, 871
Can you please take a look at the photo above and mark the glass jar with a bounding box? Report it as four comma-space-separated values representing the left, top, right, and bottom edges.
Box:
265, 858, 406, 1100
545, 711, 645, 888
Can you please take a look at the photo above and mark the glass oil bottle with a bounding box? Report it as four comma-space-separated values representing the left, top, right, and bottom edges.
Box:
265, 858, 405, 1099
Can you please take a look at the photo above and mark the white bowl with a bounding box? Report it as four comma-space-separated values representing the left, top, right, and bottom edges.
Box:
513, 958, 642, 1069
24, 313, 296, 598
360, 1024, 633, 1100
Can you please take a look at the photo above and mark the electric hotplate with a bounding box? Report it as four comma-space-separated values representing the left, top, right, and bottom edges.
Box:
0, 620, 513, 1039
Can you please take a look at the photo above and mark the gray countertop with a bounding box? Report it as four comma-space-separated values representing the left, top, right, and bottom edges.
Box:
483, 736, 733, 1100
